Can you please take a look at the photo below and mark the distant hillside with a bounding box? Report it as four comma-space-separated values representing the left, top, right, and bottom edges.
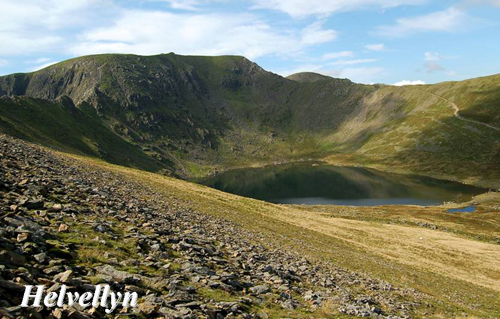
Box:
287, 72, 340, 83
0, 53, 499, 186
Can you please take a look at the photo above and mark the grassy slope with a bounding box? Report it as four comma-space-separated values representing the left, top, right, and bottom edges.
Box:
430, 74, 500, 127
0, 96, 162, 172
323, 80, 500, 189
63, 150, 500, 317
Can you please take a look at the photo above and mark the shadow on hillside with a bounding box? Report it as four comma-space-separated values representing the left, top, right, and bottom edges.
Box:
389, 110, 500, 184
333, 91, 411, 153
456, 88, 500, 128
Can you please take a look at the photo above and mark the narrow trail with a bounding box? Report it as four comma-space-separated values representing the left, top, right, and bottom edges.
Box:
420, 89, 500, 132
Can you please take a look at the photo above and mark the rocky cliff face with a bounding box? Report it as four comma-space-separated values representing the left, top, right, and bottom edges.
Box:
0, 54, 361, 176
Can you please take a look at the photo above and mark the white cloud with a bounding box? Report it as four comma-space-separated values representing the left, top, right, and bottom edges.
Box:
424, 62, 445, 73
374, 7, 466, 37
463, 0, 500, 6
424, 52, 442, 61
0, 0, 112, 56
0, 34, 63, 56
330, 58, 377, 66
164, 0, 203, 10
393, 79, 425, 86
0, 59, 8, 67
251, 0, 426, 18
365, 43, 386, 51
161, 0, 228, 10
26, 57, 53, 64
420, 51, 454, 74
322, 51, 354, 60
31, 61, 59, 72
300, 21, 338, 45
0, 0, 103, 31
71, 10, 337, 59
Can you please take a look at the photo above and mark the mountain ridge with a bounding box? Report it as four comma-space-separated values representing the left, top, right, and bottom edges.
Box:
286, 72, 346, 83
1, 53, 499, 187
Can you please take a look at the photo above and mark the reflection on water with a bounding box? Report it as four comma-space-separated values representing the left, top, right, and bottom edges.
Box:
195, 163, 486, 206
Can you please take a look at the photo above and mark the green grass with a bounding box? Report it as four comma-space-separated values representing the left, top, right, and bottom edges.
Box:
56, 218, 137, 267
0, 96, 161, 172
197, 288, 241, 303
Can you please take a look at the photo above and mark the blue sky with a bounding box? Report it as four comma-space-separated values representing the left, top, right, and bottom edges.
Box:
0, 0, 499, 84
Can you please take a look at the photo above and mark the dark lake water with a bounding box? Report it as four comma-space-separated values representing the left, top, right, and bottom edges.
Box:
196, 163, 486, 206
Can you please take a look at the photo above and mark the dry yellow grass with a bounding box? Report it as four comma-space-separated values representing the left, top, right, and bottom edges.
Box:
61, 150, 500, 316
266, 208, 500, 291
